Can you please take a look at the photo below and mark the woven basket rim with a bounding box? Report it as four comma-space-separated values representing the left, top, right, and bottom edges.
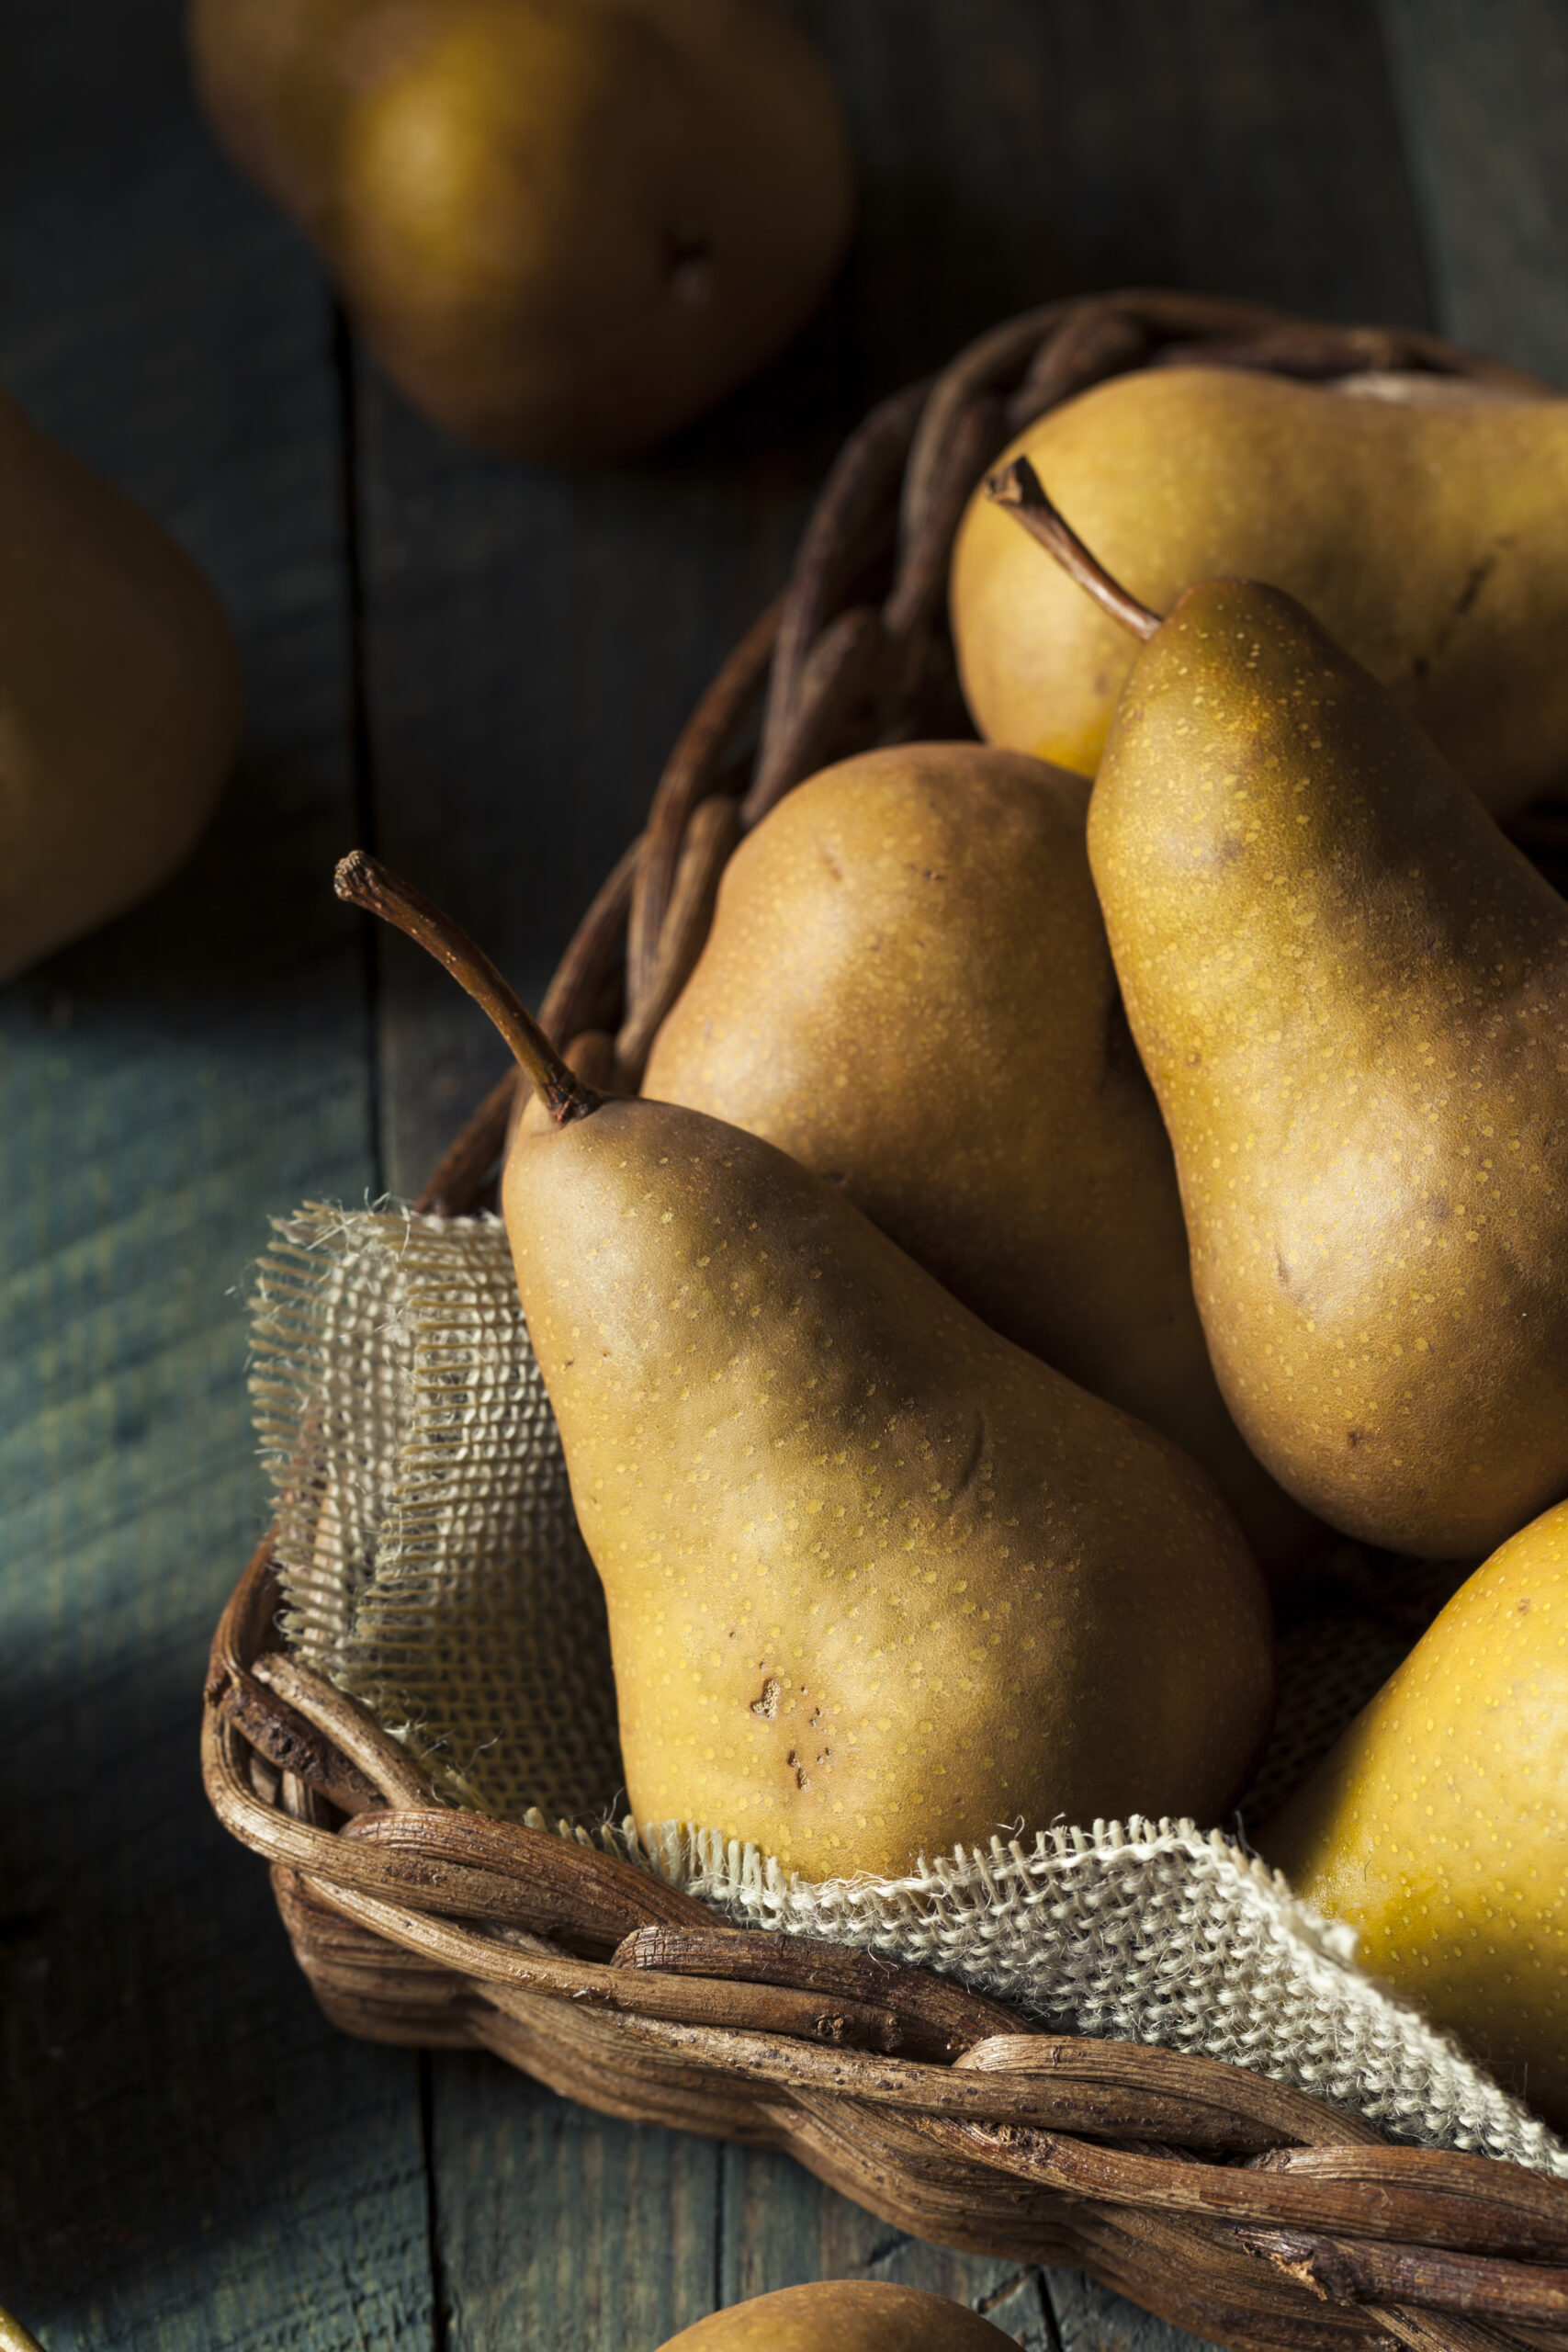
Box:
204, 288, 1568, 2352
205, 1534, 1568, 2352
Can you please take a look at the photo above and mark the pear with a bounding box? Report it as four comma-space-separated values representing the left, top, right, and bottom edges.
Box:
336, 852, 1274, 1881
0, 2305, 45, 2352
655, 2281, 1011, 2351
190, 0, 854, 462
953, 365, 1568, 818
644, 740, 1317, 1587
1261, 1497, 1568, 2129
0, 387, 241, 981
987, 459, 1568, 1559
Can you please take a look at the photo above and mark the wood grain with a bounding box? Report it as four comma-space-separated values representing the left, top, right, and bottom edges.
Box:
0, 3, 427, 2346
1379, 0, 1568, 385
798, 0, 1432, 403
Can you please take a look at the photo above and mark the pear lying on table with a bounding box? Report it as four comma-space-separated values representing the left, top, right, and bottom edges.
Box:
644, 740, 1316, 1588
190, 0, 854, 462
987, 458, 1568, 1558
953, 364, 1568, 817
336, 852, 1274, 1881
1261, 1496, 1568, 2130
656, 2281, 1011, 2351
0, 386, 241, 981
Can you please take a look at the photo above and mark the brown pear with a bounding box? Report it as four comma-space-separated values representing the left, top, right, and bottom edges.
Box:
337, 853, 1275, 1881
0, 387, 241, 980
953, 365, 1568, 817
987, 458, 1568, 1557
656, 2282, 1011, 2351
190, 0, 854, 462
644, 741, 1316, 1586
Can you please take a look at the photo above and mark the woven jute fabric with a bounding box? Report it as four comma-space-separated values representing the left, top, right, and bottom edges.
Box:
250, 1203, 1568, 2179
252, 1204, 622, 1824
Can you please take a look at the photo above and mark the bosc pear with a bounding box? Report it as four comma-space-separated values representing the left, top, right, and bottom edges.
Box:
986, 460, 1568, 1558
190, 0, 854, 462
0, 386, 241, 980
1261, 1497, 1568, 2130
655, 2281, 1012, 2352
336, 852, 1274, 1880
953, 365, 1568, 818
644, 741, 1316, 1585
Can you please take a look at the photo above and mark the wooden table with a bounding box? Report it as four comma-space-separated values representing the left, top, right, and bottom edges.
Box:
2, 5, 1564, 2346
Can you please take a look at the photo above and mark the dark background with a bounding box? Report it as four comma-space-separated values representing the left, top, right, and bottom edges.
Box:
2, 3, 1565, 2346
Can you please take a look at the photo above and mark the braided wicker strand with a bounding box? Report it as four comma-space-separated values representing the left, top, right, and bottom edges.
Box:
206, 1537, 1568, 2352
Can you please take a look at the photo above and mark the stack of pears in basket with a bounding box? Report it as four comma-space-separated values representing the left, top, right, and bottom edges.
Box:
337, 361, 1568, 2128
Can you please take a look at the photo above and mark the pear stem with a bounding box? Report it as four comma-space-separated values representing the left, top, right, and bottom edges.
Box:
985, 456, 1161, 642
333, 850, 602, 1126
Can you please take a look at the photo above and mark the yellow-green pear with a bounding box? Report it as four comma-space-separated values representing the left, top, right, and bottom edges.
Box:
644, 740, 1316, 1586
953, 366, 1568, 817
190, 0, 854, 462
655, 2281, 1011, 2351
337, 852, 1274, 1881
1262, 1497, 1568, 2129
986, 460, 1568, 1558
0, 387, 241, 981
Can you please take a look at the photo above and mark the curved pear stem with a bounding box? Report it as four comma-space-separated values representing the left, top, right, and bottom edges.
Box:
985, 457, 1161, 642
334, 850, 602, 1126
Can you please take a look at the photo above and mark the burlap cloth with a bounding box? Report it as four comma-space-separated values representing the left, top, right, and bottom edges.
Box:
251, 1203, 1568, 2177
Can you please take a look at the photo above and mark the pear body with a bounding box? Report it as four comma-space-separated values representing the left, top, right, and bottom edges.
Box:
656, 2281, 1010, 2351
190, 0, 853, 461
0, 389, 241, 981
1089, 577, 1568, 1556
952, 366, 1568, 816
504, 1093, 1273, 1878
644, 741, 1314, 1584
1263, 1498, 1568, 2128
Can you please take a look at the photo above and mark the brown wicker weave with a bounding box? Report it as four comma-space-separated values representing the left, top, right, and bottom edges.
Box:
204, 290, 1568, 2352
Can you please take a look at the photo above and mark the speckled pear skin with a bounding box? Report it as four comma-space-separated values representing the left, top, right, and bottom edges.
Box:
642, 742, 1316, 1587
505, 1093, 1273, 1878
1089, 577, 1568, 1557
1262, 1498, 1568, 2129
655, 2279, 1010, 2351
951, 366, 1568, 816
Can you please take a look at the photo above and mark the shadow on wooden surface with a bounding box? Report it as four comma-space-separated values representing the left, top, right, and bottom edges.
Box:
0, 1, 416, 2344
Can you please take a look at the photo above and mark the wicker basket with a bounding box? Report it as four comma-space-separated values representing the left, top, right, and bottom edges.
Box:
204, 290, 1568, 2352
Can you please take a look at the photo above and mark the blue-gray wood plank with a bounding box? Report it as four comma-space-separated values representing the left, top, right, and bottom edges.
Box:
1378, 0, 1568, 383
0, 3, 428, 2346
2, 3, 1563, 2348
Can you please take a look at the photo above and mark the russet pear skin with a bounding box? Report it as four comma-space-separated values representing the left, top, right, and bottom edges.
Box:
190, 0, 854, 462
656, 2281, 1010, 2352
952, 366, 1568, 817
0, 388, 241, 981
1262, 1498, 1568, 2129
505, 1092, 1274, 1879
643, 741, 1316, 1586
1088, 577, 1568, 1557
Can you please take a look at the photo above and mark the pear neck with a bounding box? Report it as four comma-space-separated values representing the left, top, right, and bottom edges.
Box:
986, 456, 1162, 641
333, 850, 601, 1126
